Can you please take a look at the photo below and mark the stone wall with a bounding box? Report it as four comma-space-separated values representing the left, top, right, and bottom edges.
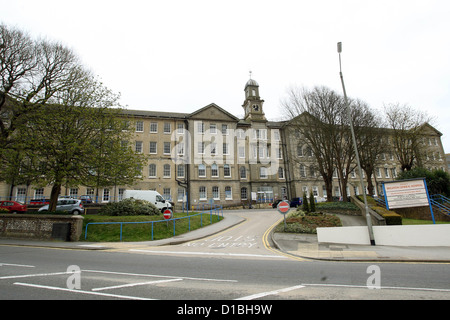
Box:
0, 214, 84, 241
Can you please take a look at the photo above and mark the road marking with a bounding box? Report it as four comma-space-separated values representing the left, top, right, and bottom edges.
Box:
0, 271, 70, 280
0, 263, 35, 268
303, 283, 450, 292
236, 285, 306, 300
83, 269, 238, 283
92, 278, 183, 291
129, 249, 287, 259
14, 282, 153, 300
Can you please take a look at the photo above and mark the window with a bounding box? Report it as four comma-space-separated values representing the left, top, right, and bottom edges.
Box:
197, 121, 205, 134
297, 145, 304, 157
149, 142, 157, 154
260, 167, 268, 179
384, 168, 390, 178
34, 188, 44, 199
299, 164, 306, 177
177, 188, 185, 202
212, 186, 219, 200
210, 124, 217, 134
69, 188, 78, 198
198, 142, 205, 154
164, 122, 171, 134
150, 122, 158, 133
199, 186, 207, 200
177, 164, 185, 178
163, 164, 171, 178
136, 121, 144, 132
241, 187, 248, 200
149, 164, 156, 178
240, 166, 247, 179
164, 142, 171, 155
135, 141, 143, 153
224, 164, 231, 177
238, 146, 245, 158
376, 168, 382, 178
177, 123, 184, 134
277, 148, 282, 159
223, 143, 229, 155
177, 142, 184, 155
198, 164, 206, 177
163, 188, 171, 200
211, 163, 218, 177
225, 186, 232, 200
222, 124, 228, 135
210, 142, 217, 155
278, 167, 285, 179
103, 189, 110, 202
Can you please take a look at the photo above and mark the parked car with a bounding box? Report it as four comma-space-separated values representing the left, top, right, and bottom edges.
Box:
30, 199, 50, 205
0, 200, 27, 213
289, 197, 303, 208
38, 199, 84, 215
271, 199, 283, 208
79, 195, 94, 204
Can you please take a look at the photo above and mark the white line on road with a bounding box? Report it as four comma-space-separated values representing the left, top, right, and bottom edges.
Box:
0, 263, 35, 268
14, 282, 153, 300
0, 271, 70, 280
302, 283, 450, 292
236, 285, 306, 300
92, 278, 183, 291
129, 249, 288, 259
83, 269, 238, 283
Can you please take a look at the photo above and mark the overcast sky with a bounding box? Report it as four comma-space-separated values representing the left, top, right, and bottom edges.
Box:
2, 0, 450, 153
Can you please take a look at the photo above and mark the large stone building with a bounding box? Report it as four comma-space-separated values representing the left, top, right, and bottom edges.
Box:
1, 78, 448, 208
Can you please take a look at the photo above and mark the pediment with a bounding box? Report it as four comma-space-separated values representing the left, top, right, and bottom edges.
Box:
188, 103, 239, 122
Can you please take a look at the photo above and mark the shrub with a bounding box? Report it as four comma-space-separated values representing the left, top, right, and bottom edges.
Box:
309, 192, 316, 212
372, 206, 402, 225
99, 198, 160, 216
302, 191, 309, 212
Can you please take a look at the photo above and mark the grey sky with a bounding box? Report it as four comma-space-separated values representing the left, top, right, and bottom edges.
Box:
2, 0, 450, 152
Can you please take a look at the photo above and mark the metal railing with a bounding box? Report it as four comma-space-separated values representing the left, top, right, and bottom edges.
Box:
84, 206, 223, 241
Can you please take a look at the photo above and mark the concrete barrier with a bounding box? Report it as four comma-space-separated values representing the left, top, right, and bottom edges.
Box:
317, 224, 450, 247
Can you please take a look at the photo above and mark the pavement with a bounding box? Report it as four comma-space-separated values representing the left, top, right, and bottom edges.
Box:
1, 212, 449, 263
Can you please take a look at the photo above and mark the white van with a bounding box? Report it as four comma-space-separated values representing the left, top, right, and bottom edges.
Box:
123, 190, 172, 213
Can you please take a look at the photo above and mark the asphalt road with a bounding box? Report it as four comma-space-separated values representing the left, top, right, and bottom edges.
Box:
1, 209, 449, 304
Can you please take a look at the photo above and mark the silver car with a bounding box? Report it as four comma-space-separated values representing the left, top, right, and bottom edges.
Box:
38, 199, 85, 215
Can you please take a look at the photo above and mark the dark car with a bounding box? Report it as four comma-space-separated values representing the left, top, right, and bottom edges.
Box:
289, 197, 302, 208
0, 200, 27, 213
271, 199, 283, 208
79, 195, 94, 204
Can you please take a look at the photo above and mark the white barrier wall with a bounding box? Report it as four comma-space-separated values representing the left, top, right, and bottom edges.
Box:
317, 224, 450, 247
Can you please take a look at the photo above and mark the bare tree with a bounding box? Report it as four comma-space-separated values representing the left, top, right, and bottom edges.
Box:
1, 23, 86, 154
281, 86, 343, 202
384, 103, 432, 171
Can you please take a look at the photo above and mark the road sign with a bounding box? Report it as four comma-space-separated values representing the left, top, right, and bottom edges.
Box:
163, 209, 173, 220
277, 200, 290, 215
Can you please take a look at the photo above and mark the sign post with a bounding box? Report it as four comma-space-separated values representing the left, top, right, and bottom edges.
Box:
383, 178, 435, 224
277, 200, 291, 231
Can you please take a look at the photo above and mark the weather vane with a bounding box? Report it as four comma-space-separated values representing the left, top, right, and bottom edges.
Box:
249, 70, 252, 79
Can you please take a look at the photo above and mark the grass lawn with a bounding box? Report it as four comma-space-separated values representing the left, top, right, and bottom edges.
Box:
402, 218, 450, 225
82, 211, 222, 242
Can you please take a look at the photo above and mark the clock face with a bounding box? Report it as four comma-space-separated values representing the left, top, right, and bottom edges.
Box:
252, 104, 259, 111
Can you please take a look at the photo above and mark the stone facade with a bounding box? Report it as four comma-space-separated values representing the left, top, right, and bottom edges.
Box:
0, 79, 448, 209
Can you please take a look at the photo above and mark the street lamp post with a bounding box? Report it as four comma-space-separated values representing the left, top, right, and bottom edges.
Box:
337, 42, 376, 246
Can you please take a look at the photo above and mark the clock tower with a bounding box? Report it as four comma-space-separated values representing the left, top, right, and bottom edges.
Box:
242, 76, 266, 122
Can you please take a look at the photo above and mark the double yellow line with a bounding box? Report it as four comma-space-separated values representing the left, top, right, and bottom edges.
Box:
262, 217, 307, 262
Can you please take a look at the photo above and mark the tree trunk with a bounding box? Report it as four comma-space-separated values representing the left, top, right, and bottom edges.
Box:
49, 184, 61, 211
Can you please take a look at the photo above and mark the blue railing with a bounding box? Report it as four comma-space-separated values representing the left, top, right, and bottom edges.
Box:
430, 194, 450, 216
84, 206, 223, 242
